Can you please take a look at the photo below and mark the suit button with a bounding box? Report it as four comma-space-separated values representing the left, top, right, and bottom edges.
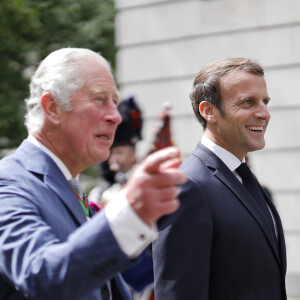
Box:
101, 285, 110, 300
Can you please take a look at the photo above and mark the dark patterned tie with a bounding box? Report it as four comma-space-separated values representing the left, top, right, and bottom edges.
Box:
236, 163, 277, 240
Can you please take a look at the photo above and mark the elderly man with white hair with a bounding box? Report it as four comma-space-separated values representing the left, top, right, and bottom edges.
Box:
0, 48, 185, 300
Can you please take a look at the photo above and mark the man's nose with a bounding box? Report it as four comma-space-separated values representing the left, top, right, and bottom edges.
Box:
106, 102, 122, 125
255, 101, 271, 120
114, 108, 122, 125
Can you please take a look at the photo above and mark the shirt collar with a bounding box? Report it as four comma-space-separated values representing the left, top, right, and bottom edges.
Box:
201, 134, 244, 172
27, 135, 73, 180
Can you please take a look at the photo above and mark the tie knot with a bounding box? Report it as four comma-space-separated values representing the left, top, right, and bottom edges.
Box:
236, 163, 253, 179
68, 178, 83, 198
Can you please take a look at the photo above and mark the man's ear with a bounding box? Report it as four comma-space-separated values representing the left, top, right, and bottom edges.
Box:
199, 101, 217, 124
41, 92, 61, 124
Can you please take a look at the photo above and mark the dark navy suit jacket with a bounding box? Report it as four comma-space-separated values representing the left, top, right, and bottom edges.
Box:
0, 140, 133, 300
153, 143, 286, 300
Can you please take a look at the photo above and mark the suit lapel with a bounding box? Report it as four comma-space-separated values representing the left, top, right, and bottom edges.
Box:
44, 169, 87, 225
193, 143, 282, 265
18, 140, 87, 225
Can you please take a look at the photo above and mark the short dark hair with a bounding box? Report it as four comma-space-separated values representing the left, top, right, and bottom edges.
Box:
189, 57, 264, 128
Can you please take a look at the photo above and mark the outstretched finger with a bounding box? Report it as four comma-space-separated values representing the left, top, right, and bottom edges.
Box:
143, 147, 181, 174
159, 158, 182, 171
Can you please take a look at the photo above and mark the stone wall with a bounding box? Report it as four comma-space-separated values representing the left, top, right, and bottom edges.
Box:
115, 0, 300, 296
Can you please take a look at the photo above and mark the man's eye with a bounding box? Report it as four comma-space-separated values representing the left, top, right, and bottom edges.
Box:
263, 99, 269, 105
244, 100, 252, 105
95, 97, 107, 105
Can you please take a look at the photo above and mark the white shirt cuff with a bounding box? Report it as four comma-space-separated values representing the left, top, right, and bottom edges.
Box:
104, 188, 158, 258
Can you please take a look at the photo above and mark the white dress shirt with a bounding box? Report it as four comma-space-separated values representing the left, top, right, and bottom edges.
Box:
201, 134, 244, 181
201, 134, 277, 236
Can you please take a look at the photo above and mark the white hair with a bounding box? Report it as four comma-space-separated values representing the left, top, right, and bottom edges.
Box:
24, 48, 111, 133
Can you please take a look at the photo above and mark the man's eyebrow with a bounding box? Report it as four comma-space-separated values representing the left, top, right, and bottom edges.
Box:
239, 95, 271, 101
90, 87, 104, 94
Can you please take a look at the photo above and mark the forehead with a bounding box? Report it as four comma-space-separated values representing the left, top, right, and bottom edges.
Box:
219, 70, 267, 98
81, 59, 118, 95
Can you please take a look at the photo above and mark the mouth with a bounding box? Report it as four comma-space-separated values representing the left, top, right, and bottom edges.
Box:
95, 134, 112, 141
99, 135, 110, 140
246, 125, 264, 133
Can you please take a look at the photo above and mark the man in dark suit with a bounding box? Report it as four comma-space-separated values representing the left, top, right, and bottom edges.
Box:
0, 48, 185, 300
153, 57, 287, 300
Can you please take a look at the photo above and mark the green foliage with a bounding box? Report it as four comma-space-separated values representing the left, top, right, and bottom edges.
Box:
0, 0, 116, 149
0, 0, 41, 148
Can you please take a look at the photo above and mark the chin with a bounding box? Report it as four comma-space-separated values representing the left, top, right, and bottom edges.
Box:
250, 144, 265, 152
91, 153, 110, 165
101, 150, 111, 162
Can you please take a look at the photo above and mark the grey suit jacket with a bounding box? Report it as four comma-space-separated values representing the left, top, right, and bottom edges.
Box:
0, 140, 133, 300
153, 142, 287, 300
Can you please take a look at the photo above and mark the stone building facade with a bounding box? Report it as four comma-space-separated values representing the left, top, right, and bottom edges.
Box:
115, 0, 300, 297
